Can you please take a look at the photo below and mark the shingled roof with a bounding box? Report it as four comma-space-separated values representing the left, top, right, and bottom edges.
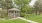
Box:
8, 8, 20, 11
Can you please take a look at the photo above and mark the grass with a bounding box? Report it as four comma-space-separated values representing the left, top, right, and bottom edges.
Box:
24, 14, 42, 23
0, 19, 30, 23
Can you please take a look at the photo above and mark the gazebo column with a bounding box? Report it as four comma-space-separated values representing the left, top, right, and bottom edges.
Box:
16, 11, 20, 17
15, 11, 17, 17
18, 12, 20, 17
8, 11, 12, 18
14, 11, 16, 18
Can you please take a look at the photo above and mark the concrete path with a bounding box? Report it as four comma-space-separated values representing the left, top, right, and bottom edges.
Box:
0, 17, 39, 23
17, 17, 39, 23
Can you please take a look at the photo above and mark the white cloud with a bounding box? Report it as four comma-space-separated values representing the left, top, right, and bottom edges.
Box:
29, 0, 37, 7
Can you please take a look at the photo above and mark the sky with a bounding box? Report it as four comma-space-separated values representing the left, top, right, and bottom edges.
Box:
29, 0, 37, 7
12, 0, 37, 7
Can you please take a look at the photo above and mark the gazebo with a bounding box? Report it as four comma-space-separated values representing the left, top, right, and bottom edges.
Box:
8, 8, 20, 18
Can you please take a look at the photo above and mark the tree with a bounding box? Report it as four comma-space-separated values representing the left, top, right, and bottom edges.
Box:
14, 0, 31, 13
34, 0, 42, 15
0, 0, 14, 18
21, 5, 32, 13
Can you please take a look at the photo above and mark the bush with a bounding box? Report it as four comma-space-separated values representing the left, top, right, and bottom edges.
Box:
20, 12, 29, 17
20, 13, 26, 17
0, 13, 8, 18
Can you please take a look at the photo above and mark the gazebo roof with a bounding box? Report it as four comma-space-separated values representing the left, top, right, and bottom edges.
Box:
8, 8, 20, 11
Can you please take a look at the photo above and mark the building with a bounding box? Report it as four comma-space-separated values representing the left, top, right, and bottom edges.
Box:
8, 8, 20, 18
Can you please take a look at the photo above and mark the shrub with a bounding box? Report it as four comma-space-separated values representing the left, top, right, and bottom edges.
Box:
20, 13, 27, 17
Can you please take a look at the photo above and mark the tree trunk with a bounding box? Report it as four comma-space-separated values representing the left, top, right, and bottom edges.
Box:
36, 10, 37, 15
39, 11, 40, 15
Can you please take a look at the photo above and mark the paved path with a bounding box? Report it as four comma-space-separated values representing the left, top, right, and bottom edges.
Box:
17, 17, 39, 23
0, 17, 39, 23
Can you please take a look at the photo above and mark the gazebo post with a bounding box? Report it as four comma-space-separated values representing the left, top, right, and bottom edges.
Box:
14, 11, 16, 18
18, 12, 20, 17
8, 11, 10, 17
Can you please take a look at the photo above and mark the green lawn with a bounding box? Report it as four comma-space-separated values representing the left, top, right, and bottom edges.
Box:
24, 14, 42, 23
0, 19, 30, 23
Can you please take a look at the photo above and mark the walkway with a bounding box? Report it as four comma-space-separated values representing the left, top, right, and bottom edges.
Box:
0, 17, 39, 23
17, 17, 39, 23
